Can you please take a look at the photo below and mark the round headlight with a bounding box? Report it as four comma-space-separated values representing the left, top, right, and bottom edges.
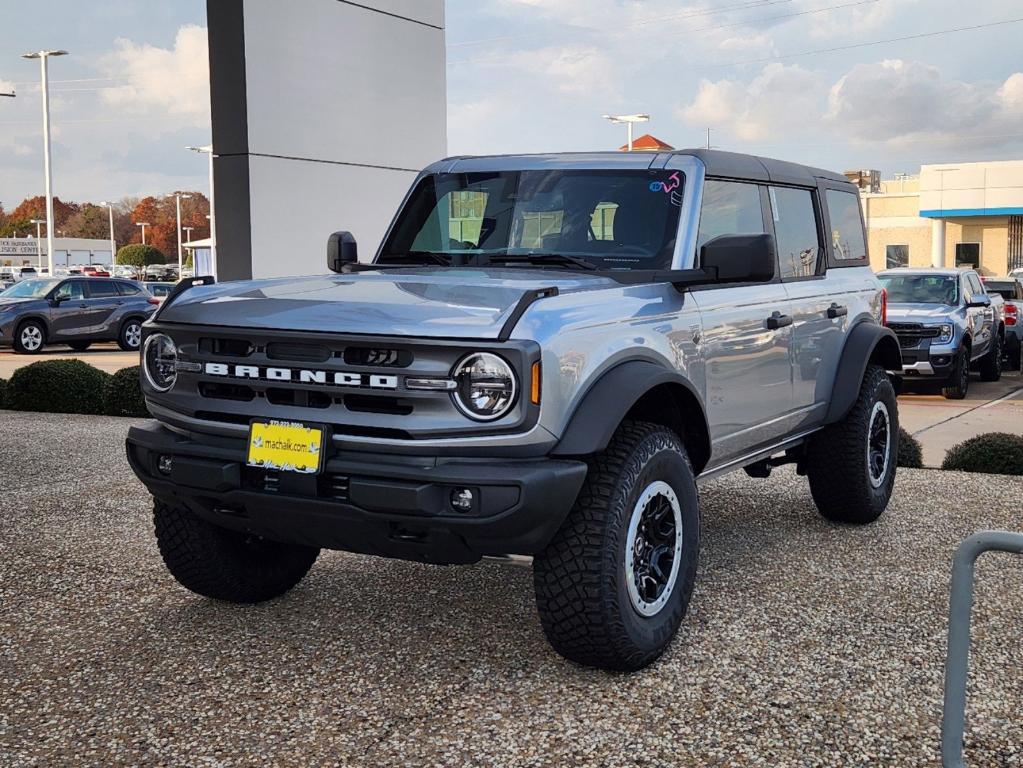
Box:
143, 333, 178, 392
452, 352, 517, 421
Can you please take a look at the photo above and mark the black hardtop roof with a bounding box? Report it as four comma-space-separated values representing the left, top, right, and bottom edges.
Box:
681, 149, 851, 186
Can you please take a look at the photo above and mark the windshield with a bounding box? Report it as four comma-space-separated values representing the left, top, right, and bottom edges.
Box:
1, 279, 59, 299
879, 274, 959, 305
379, 170, 685, 270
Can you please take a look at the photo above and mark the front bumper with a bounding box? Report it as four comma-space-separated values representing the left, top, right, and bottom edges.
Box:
897, 345, 957, 379
126, 422, 587, 564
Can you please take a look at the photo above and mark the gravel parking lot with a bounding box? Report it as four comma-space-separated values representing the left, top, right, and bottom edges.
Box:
2, 412, 1021, 767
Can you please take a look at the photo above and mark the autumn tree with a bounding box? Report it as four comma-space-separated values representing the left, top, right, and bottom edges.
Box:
9, 196, 80, 229
129, 192, 210, 259
63, 204, 113, 240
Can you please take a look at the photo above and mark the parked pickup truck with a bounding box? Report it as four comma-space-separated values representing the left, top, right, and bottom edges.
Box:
981, 276, 1023, 371
127, 149, 902, 671
879, 268, 1004, 399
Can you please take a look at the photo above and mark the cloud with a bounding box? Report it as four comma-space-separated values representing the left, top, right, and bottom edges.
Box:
676, 64, 824, 141
100, 25, 210, 129
825, 60, 1023, 147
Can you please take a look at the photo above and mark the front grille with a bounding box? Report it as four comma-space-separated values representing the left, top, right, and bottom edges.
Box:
888, 322, 940, 349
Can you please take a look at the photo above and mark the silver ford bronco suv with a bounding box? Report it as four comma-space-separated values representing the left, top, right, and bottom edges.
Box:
127, 150, 902, 671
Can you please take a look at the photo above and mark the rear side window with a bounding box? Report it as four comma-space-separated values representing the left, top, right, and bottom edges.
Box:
86, 280, 118, 298
697, 180, 765, 251
116, 282, 142, 296
825, 189, 867, 262
769, 187, 820, 280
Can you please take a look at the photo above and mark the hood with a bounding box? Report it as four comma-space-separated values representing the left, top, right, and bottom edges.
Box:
886, 303, 960, 322
156, 268, 620, 339
0, 297, 37, 311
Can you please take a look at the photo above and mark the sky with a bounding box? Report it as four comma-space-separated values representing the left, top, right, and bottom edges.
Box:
3, 0, 1023, 208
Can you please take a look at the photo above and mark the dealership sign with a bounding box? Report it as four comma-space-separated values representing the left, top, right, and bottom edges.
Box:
0, 238, 44, 258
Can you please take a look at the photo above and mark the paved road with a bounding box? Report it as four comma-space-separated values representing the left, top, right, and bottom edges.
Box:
2, 413, 1021, 767
0, 344, 138, 378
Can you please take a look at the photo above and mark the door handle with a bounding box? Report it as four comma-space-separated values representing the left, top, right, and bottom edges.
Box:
78, 303, 88, 308
766, 311, 793, 330
827, 303, 848, 319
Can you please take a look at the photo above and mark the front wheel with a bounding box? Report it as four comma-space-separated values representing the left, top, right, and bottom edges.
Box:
942, 347, 970, 400
979, 333, 1003, 382
118, 318, 143, 351
533, 421, 700, 671
805, 364, 898, 524
13, 319, 45, 354
153, 499, 320, 603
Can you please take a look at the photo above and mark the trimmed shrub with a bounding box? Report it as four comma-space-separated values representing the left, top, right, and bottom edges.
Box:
0, 377, 8, 409
8, 359, 110, 415
116, 243, 166, 269
897, 428, 923, 469
942, 432, 1023, 476
104, 366, 149, 417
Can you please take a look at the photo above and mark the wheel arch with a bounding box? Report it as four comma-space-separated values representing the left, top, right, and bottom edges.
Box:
15, 314, 50, 337
550, 360, 712, 474
824, 322, 901, 425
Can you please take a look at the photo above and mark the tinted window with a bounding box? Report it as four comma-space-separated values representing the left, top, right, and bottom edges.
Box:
697, 180, 765, 251
982, 280, 1021, 300
116, 282, 142, 296
86, 280, 118, 298
54, 281, 86, 301
770, 187, 820, 279
826, 190, 867, 261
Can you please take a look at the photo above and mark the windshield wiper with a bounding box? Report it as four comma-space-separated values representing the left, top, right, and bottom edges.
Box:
485, 253, 599, 271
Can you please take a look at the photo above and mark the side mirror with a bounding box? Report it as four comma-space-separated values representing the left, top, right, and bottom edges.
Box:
700, 233, 776, 284
967, 295, 990, 308
50, 294, 67, 306
327, 231, 358, 273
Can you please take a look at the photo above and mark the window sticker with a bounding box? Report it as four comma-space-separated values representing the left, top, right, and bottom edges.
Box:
648, 172, 683, 206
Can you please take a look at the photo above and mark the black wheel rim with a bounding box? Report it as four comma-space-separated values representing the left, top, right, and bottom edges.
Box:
867, 401, 891, 488
626, 481, 683, 616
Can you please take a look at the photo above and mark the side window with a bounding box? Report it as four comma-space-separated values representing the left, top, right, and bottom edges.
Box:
967, 273, 984, 298
825, 189, 867, 262
769, 186, 821, 280
697, 180, 765, 251
54, 281, 85, 301
117, 282, 142, 296
886, 244, 909, 269
86, 280, 119, 298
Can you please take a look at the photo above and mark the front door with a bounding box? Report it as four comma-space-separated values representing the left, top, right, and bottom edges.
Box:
691, 179, 794, 466
47, 280, 91, 339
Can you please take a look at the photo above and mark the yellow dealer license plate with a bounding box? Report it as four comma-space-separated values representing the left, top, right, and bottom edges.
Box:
247, 420, 324, 474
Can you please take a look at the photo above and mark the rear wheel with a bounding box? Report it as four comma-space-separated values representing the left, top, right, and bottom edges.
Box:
68, 341, 92, 352
805, 364, 898, 524
13, 320, 45, 354
118, 318, 143, 351
533, 421, 700, 671
942, 347, 970, 400
153, 499, 320, 603
979, 333, 1003, 382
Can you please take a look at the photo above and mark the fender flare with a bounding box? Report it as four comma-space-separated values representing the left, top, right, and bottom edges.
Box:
825, 322, 902, 424
551, 360, 709, 458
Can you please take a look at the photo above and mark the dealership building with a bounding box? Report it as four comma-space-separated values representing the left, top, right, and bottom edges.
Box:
861, 160, 1023, 275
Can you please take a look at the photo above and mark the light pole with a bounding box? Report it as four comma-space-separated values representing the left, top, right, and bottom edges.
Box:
1, 90, 14, 98
167, 193, 192, 274
603, 113, 650, 152
99, 201, 116, 272
187, 145, 216, 278
22, 50, 68, 277
136, 222, 150, 245
30, 219, 45, 268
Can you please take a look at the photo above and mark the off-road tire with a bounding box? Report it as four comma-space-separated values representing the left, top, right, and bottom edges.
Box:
533, 421, 700, 672
942, 347, 970, 400
153, 499, 319, 603
68, 341, 91, 352
979, 333, 1003, 382
805, 364, 898, 525
118, 318, 143, 351
12, 319, 46, 354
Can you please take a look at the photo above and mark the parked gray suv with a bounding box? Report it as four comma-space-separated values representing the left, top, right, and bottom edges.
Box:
0, 277, 158, 353
127, 150, 902, 671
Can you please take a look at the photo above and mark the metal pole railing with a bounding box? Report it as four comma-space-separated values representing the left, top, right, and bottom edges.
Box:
941, 530, 1023, 768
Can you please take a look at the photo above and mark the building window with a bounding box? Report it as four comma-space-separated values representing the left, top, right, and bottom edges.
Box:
886, 244, 909, 269
1009, 215, 1023, 272
955, 243, 980, 269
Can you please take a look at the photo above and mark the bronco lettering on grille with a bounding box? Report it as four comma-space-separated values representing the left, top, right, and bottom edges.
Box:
204, 362, 398, 390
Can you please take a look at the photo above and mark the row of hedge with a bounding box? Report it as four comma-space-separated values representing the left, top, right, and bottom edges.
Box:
0, 359, 148, 417
1, 360, 1022, 476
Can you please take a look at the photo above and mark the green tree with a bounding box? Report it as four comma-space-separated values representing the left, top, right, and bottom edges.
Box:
116, 243, 166, 269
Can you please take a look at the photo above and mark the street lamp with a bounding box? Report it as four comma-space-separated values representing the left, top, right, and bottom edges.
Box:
0, 91, 14, 98
187, 145, 216, 278
603, 113, 650, 152
22, 49, 68, 277
99, 202, 116, 273
30, 219, 45, 268
136, 222, 150, 245
166, 193, 192, 273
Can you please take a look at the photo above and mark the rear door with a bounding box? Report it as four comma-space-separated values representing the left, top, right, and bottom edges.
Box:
690, 179, 795, 464
83, 279, 122, 335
